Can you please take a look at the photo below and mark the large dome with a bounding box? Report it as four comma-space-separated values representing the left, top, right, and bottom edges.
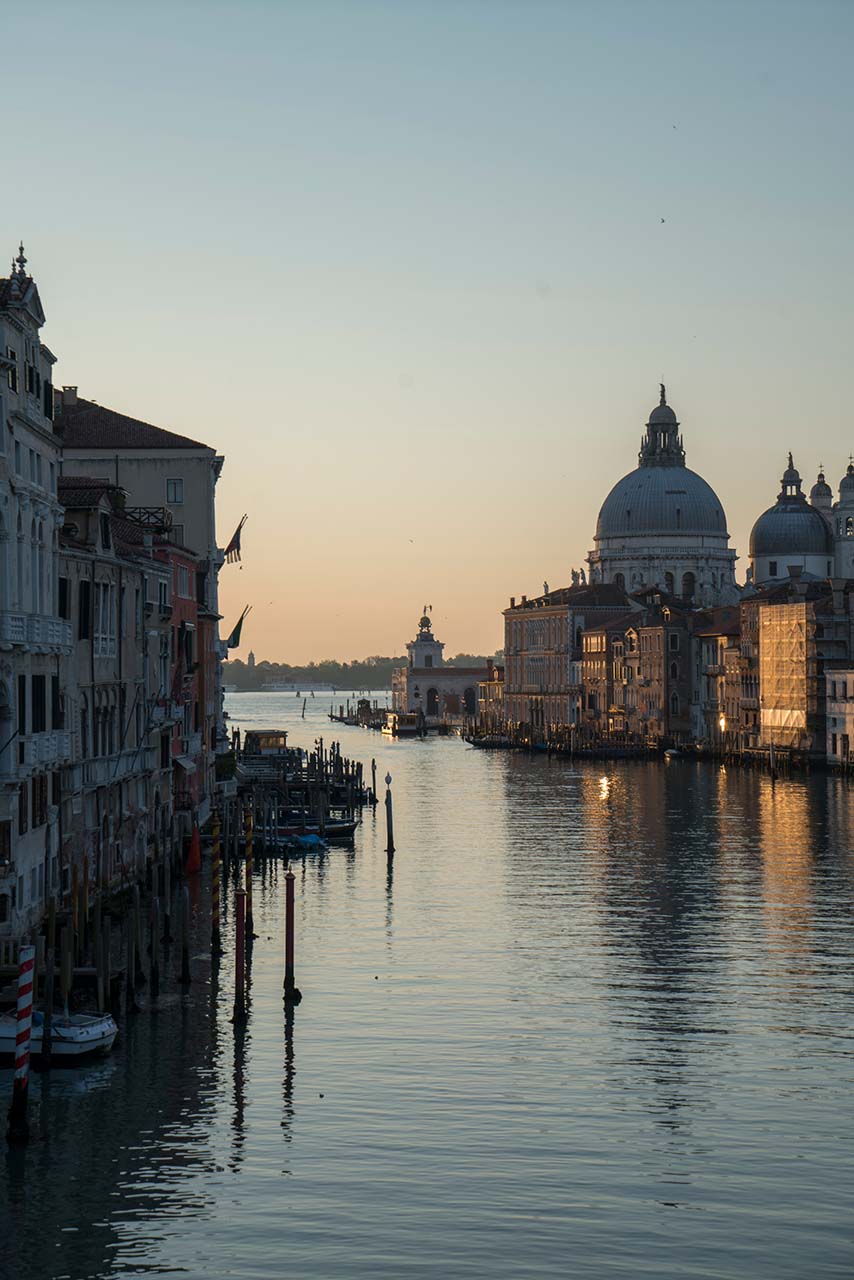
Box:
596, 466, 728, 539
749, 503, 832, 557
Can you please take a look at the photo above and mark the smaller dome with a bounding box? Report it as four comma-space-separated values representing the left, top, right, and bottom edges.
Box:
810, 469, 832, 500
750, 453, 833, 560
647, 383, 678, 427
840, 463, 854, 494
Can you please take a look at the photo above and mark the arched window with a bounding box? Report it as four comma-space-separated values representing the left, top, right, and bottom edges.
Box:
847, 517, 853, 537
37, 521, 45, 614
0, 509, 7, 611
670, 661, 678, 679
670, 692, 680, 716
614, 572, 625, 590
664, 572, 674, 594
682, 571, 695, 600
30, 519, 37, 614
426, 687, 439, 716
16, 514, 23, 609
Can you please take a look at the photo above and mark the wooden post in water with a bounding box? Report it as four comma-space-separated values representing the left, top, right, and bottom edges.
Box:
385, 772, 395, 855
233, 887, 246, 1024
244, 806, 254, 934
5, 945, 35, 1144
163, 855, 172, 945
211, 809, 222, 956
179, 885, 191, 985
125, 914, 138, 1015
133, 884, 145, 988
103, 916, 113, 1015
81, 858, 90, 956
371, 758, 377, 806
283, 866, 302, 1004
60, 926, 72, 1019
71, 862, 79, 963
150, 898, 160, 1001
42, 897, 57, 1067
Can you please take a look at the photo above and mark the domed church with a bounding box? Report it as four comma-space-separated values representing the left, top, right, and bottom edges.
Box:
588, 386, 738, 605
749, 455, 833, 584
749, 456, 854, 584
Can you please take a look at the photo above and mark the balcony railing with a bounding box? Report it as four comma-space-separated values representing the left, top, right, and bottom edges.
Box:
0, 612, 72, 650
83, 748, 146, 787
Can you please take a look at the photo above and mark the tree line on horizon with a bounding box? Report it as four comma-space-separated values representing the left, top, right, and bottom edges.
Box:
223, 653, 503, 691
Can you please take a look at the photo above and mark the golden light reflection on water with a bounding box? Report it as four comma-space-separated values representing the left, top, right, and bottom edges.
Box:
758, 780, 815, 964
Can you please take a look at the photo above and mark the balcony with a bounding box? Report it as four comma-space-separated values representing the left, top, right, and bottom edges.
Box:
83, 748, 145, 788
704, 663, 726, 677
0, 611, 72, 652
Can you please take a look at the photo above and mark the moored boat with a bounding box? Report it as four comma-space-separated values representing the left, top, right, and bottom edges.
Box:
0, 1010, 118, 1063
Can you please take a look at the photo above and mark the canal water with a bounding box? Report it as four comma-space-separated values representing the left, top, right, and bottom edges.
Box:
2, 691, 853, 1279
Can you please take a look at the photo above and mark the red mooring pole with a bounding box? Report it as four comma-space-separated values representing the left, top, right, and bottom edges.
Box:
233, 887, 246, 1024
283, 866, 302, 1004
6, 944, 35, 1144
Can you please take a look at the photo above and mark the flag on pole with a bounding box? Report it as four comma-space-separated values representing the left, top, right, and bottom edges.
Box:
224, 515, 247, 564
226, 605, 252, 649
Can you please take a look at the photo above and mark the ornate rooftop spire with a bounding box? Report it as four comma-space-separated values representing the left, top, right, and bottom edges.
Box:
14, 242, 27, 276
660, 382, 666, 406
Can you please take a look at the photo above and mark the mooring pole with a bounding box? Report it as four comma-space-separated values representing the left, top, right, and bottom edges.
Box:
42, 896, 56, 1068
244, 806, 254, 935
179, 885, 191, 985
5, 945, 35, 1144
385, 772, 395, 854
211, 808, 222, 956
283, 865, 302, 1004
233, 887, 247, 1024
150, 898, 160, 1001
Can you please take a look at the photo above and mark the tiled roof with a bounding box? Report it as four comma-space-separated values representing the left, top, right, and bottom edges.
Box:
57, 396, 210, 451
58, 477, 118, 509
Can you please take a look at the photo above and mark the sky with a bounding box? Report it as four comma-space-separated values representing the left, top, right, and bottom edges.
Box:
6, 0, 854, 662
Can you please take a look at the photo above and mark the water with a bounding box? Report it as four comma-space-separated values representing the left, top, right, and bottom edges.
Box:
2, 691, 854, 1279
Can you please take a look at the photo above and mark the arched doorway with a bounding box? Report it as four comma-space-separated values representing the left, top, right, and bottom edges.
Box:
426, 688, 439, 716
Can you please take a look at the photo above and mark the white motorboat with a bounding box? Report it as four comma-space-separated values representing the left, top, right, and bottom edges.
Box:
0, 1010, 118, 1062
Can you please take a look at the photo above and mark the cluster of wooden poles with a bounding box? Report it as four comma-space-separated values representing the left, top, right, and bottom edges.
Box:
5, 800, 309, 1146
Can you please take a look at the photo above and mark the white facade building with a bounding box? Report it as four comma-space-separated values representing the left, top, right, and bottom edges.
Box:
588, 386, 738, 605
0, 247, 72, 938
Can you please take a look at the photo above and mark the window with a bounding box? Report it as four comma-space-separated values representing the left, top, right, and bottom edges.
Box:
31, 675, 46, 733
177, 565, 190, 598
171, 524, 185, 547
18, 781, 28, 835
6, 347, 17, 392
58, 577, 70, 619
158, 578, 170, 611
78, 579, 91, 639
94, 581, 117, 657
669, 633, 679, 651
832, 733, 838, 756
166, 478, 184, 504
100, 514, 111, 549
32, 774, 48, 828
17, 673, 26, 737
0, 822, 10, 863
51, 676, 62, 730
769, 561, 777, 577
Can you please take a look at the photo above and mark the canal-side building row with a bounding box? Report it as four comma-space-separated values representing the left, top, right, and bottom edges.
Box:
494, 388, 854, 766
0, 249, 229, 943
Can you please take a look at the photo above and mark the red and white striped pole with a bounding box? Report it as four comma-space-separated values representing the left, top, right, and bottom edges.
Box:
6, 944, 35, 1144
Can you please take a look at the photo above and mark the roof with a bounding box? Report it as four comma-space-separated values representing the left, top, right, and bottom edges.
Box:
749, 501, 832, 557
692, 606, 741, 637
58, 477, 121, 509
57, 396, 211, 451
506, 582, 630, 611
596, 464, 728, 539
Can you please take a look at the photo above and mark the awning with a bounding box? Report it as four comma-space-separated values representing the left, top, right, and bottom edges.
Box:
174, 755, 197, 774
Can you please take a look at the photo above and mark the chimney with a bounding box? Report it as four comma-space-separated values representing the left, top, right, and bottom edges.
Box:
62, 385, 78, 407
510, 596, 515, 609
521, 595, 527, 605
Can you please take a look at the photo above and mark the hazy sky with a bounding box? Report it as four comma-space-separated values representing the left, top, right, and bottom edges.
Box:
7, 1, 854, 662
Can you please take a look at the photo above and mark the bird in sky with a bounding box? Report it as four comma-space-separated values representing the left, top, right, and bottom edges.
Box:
660, 218, 666, 224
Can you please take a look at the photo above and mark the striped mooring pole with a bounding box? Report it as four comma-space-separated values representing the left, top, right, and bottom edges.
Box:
244, 806, 254, 934
211, 809, 222, 956
6, 944, 36, 1144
